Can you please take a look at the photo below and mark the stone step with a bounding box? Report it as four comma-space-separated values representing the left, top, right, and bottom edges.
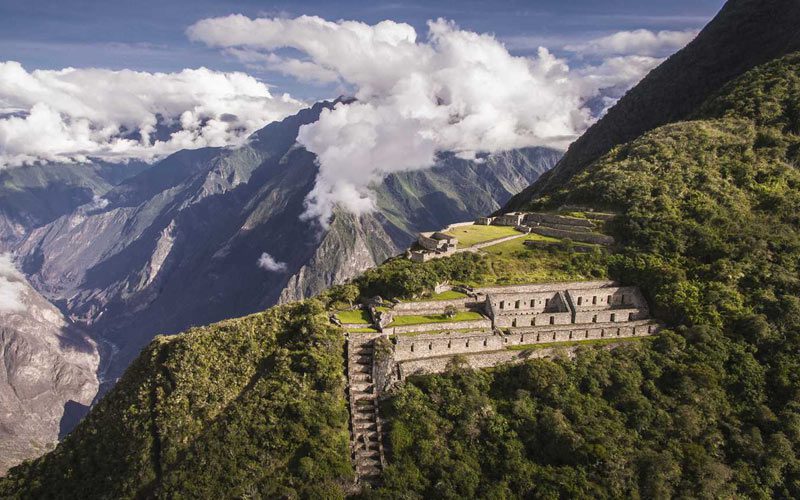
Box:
349, 373, 372, 382
352, 355, 373, 364
349, 381, 373, 392
356, 464, 382, 477
354, 428, 379, 439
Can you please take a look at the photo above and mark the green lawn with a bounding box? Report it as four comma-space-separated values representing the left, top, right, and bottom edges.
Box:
347, 327, 380, 333
459, 236, 608, 287
388, 311, 485, 327
444, 224, 521, 247
335, 309, 372, 324
507, 336, 648, 351
410, 290, 467, 301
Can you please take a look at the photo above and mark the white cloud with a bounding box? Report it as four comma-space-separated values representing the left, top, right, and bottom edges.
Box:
257, 252, 287, 272
189, 15, 612, 225
0, 62, 305, 168
565, 29, 698, 58
0, 253, 25, 313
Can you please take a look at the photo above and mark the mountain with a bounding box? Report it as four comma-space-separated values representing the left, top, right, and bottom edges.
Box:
503, 0, 800, 211
0, 161, 149, 250
13, 101, 556, 393
4, 0, 800, 496
0, 255, 98, 475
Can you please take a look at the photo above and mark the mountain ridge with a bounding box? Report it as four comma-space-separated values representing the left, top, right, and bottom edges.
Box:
502, 0, 800, 211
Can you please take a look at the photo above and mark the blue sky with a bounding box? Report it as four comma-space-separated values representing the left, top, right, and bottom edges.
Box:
0, 0, 725, 100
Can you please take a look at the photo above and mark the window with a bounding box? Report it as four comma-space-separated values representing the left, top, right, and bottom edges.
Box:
610, 313, 616, 322
410, 343, 414, 352
549, 316, 555, 325
515, 300, 520, 309
552, 332, 557, 340
592, 296, 597, 305
577, 296, 582, 305
499, 301, 504, 309
512, 318, 517, 327
530, 318, 535, 326
428, 343, 433, 350
629, 313, 634, 321
545, 298, 550, 307
569, 331, 573, 339
530, 299, 535, 307
607, 295, 612, 304
483, 339, 487, 346
592, 315, 597, 323
621, 294, 626, 304
448, 340, 451, 348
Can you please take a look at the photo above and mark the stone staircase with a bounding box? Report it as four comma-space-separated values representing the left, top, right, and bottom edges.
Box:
346, 334, 385, 488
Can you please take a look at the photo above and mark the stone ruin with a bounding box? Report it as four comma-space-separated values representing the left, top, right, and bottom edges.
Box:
477, 210, 616, 245
408, 231, 458, 262
340, 279, 661, 488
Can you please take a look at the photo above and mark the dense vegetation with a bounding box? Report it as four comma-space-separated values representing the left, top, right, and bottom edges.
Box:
347, 245, 607, 302
0, 301, 352, 499
372, 52, 800, 498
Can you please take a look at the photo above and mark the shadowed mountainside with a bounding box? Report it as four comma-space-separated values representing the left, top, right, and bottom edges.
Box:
503, 0, 800, 211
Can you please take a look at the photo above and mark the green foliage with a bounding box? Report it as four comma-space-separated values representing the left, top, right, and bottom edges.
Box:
355, 252, 491, 299
0, 301, 352, 499
377, 52, 800, 498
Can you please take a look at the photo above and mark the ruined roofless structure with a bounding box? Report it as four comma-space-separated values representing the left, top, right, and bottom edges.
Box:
341, 280, 660, 488
486, 284, 648, 328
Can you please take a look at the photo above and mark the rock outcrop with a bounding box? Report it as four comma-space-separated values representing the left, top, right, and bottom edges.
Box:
0, 254, 98, 474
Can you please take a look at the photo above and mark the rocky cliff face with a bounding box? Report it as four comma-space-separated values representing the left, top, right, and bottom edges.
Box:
0, 254, 98, 475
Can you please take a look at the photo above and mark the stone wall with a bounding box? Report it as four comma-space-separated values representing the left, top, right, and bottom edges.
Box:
494, 310, 573, 328
473, 281, 614, 296
573, 308, 646, 324
531, 226, 615, 245
566, 286, 646, 311
394, 330, 502, 361
392, 319, 658, 363
383, 318, 492, 335
523, 213, 595, 228
394, 320, 659, 378
391, 297, 475, 315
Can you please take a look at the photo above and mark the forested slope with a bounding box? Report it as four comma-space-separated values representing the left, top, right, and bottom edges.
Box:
503, 0, 800, 211
0, 301, 352, 499
372, 51, 800, 499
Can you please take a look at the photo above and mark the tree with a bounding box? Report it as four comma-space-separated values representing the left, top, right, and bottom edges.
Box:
443, 305, 458, 318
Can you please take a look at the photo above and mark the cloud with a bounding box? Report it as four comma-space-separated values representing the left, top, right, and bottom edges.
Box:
189, 15, 612, 225
0, 62, 305, 168
565, 29, 698, 58
257, 252, 287, 272
0, 253, 25, 313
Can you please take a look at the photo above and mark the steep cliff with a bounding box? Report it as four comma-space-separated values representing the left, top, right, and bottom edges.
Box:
0, 254, 98, 475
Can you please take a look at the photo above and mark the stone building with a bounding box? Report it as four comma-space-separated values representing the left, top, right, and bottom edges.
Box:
483, 282, 648, 329
417, 231, 457, 252
410, 231, 458, 262
492, 212, 525, 226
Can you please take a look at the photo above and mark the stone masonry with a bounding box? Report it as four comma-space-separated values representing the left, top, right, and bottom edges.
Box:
345, 333, 386, 488
341, 280, 660, 488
